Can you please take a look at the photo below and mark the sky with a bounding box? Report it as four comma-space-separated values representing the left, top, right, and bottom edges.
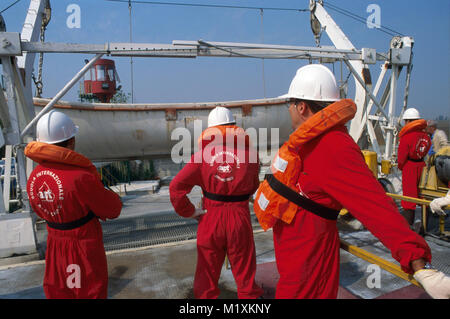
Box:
2, 0, 449, 119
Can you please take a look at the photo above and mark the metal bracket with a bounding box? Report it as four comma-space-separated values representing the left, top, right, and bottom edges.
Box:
390, 47, 412, 65
242, 105, 252, 116
362, 48, 377, 64
165, 109, 177, 121
0, 32, 22, 56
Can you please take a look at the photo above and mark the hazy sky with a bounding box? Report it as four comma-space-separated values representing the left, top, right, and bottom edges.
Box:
3, 0, 449, 119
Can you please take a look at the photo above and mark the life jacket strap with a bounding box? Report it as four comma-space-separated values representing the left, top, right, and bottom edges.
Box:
265, 174, 340, 221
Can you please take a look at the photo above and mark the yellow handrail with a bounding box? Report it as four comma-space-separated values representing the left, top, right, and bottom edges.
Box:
340, 239, 421, 287
340, 191, 449, 289
386, 192, 450, 208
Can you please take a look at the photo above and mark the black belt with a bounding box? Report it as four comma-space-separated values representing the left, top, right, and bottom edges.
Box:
46, 211, 96, 230
265, 174, 340, 221
203, 190, 252, 202
408, 158, 424, 163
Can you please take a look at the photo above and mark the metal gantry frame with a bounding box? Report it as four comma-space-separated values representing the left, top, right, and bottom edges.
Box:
0, 0, 414, 254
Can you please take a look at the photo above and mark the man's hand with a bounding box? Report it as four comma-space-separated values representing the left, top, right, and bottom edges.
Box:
414, 269, 450, 299
190, 208, 207, 221
429, 191, 450, 217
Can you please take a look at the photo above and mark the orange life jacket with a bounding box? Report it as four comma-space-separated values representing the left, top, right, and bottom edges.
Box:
198, 125, 248, 148
398, 119, 427, 138
253, 99, 357, 231
24, 141, 100, 179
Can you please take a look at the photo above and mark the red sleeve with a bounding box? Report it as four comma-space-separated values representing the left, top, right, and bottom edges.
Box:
169, 155, 202, 218
321, 137, 431, 274
251, 161, 261, 194
397, 137, 409, 171
76, 172, 122, 221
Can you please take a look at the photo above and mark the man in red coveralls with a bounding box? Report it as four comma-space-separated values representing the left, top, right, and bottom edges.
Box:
265, 64, 450, 299
397, 108, 431, 228
25, 110, 122, 299
169, 107, 264, 299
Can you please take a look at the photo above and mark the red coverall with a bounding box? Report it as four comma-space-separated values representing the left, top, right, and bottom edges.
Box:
169, 125, 263, 299
26, 143, 122, 299
397, 126, 431, 211
273, 125, 431, 299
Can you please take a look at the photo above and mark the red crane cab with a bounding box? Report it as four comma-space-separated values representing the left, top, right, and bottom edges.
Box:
81, 59, 121, 103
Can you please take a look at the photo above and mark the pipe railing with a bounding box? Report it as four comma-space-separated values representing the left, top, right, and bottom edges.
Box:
340, 192, 449, 289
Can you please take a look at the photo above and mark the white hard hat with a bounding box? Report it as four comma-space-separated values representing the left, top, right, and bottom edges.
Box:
402, 108, 421, 120
208, 107, 236, 128
282, 64, 340, 102
36, 110, 79, 144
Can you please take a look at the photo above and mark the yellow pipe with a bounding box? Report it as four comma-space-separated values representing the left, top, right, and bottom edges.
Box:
422, 204, 427, 233
225, 255, 230, 270
386, 192, 450, 209
340, 239, 421, 287
440, 216, 447, 235
338, 192, 449, 289
341, 193, 449, 218
386, 193, 431, 205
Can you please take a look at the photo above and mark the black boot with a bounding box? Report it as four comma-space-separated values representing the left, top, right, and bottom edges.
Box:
401, 209, 415, 226
412, 219, 423, 235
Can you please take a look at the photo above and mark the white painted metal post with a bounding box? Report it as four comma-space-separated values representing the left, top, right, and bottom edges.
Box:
1, 57, 32, 213
21, 53, 104, 138
353, 63, 389, 144
17, 0, 45, 79
3, 145, 12, 213
1, 57, 21, 146
311, 2, 368, 142
16, 0, 45, 129
385, 65, 398, 160
343, 60, 389, 120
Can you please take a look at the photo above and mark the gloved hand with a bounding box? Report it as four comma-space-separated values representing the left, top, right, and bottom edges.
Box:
429, 191, 450, 217
190, 208, 207, 219
413, 269, 450, 299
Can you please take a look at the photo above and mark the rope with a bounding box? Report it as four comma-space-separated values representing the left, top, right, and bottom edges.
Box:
323, 2, 404, 37
105, 0, 309, 12
0, 0, 22, 15
197, 40, 312, 60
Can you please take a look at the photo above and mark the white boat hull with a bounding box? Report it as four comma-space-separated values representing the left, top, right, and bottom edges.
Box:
33, 97, 292, 162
